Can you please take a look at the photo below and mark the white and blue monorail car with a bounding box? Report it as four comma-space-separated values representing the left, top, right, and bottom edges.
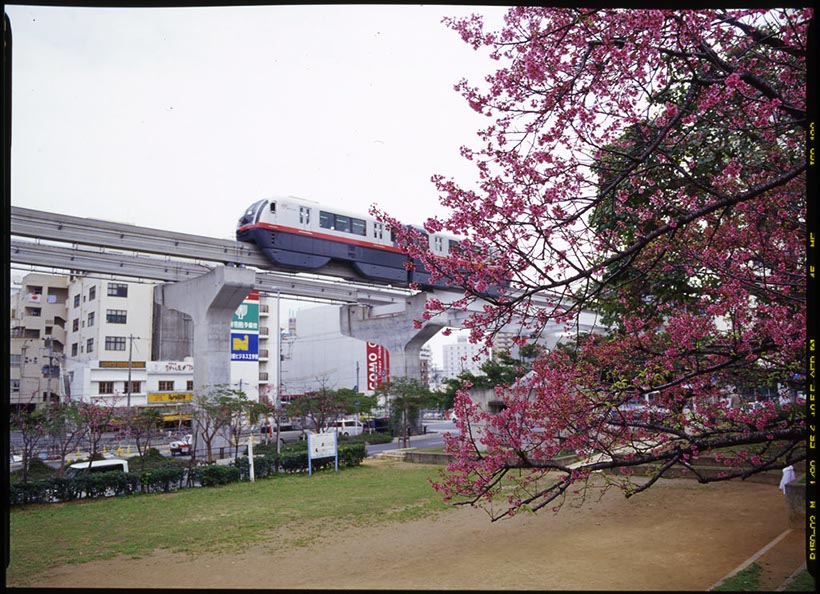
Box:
236, 196, 459, 287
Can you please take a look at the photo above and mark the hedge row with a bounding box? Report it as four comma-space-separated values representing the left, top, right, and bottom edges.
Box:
10, 443, 369, 506
233, 442, 367, 479
8, 466, 187, 505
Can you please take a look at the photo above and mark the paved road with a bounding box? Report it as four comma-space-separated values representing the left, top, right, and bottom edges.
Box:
11, 420, 460, 466
365, 420, 458, 456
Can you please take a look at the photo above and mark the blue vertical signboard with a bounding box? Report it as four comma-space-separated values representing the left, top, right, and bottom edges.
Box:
231, 291, 259, 361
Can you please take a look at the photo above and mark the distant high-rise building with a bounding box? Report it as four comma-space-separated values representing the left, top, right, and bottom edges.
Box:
442, 335, 490, 380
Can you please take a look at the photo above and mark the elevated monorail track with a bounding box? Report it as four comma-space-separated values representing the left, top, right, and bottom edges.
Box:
9, 207, 413, 305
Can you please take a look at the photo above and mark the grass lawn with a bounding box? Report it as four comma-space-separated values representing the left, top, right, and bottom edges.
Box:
8, 459, 450, 586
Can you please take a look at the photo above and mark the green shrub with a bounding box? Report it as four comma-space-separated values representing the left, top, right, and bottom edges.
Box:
47, 476, 83, 502
193, 464, 241, 487
280, 450, 310, 473
339, 432, 393, 445
8, 479, 53, 505
231, 454, 280, 480
339, 443, 367, 467
139, 466, 186, 493
72, 471, 139, 498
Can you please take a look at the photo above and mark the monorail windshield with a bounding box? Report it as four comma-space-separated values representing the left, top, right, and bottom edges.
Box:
238, 199, 267, 227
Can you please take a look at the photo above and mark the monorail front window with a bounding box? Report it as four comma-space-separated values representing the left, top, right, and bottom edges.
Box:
238, 200, 267, 227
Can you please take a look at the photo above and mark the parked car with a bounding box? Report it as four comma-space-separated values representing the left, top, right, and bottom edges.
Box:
66, 458, 130, 476
170, 434, 193, 456
259, 423, 307, 445
363, 416, 391, 434
323, 419, 364, 437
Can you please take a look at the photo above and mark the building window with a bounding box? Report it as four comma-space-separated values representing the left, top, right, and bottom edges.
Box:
88, 286, 96, 301
86, 338, 94, 353
98, 381, 115, 394
11, 354, 22, 367
12, 379, 20, 393
125, 381, 141, 393
87, 312, 95, 327
72, 343, 78, 357
187, 380, 194, 391
106, 309, 127, 324
107, 283, 128, 297
73, 294, 80, 308
105, 336, 127, 351
73, 318, 79, 332
159, 380, 174, 391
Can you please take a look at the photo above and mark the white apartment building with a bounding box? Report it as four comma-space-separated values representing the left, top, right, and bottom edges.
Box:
64, 277, 155, 405
442, 335, 491, 380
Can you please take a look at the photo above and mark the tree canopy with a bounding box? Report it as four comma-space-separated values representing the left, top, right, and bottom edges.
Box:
375, 8, 809, 520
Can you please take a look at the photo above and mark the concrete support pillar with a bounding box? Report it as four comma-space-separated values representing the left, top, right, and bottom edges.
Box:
154, 266, 256, 393
340, 293, 444, 382
154, 266, 256, 462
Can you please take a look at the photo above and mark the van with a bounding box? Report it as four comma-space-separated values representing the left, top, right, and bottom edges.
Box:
66, 458, 129, 477
324, 419, 364, 437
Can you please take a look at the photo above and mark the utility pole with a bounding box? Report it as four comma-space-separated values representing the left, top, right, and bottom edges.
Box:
44, 336, 55, 404
126, 334, 136, 410
275, 290, 282, 457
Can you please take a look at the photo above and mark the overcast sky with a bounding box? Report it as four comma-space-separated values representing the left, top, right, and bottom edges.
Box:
7, 4, 509, 362
8, 3, 506, 238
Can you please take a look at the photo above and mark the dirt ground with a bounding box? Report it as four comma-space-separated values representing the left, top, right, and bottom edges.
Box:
26, 459, 805, 591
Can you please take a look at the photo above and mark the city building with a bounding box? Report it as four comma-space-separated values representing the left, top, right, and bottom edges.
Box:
442, 335, 491, 380
280, 305, 380, 397
9, 273, 70, 411
9, 271, 270, 422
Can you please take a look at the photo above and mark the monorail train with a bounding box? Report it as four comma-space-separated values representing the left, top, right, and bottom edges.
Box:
236, 196, 460, 288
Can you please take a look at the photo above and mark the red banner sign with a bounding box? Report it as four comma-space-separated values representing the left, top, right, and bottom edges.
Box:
366, 342, 390, 391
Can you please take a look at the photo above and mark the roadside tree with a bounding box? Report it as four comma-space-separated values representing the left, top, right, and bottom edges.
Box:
287, 381, 377, 432
124, 407, 163, 471
217, 390, 255, 459
44, 402, 88, 477
192, 385, 244, 463
374, 377, 436, 448
10, 408, 49, 484
374, 8, 808, 519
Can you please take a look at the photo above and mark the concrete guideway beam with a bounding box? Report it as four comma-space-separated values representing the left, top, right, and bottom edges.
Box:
340, 291, 608, 383
340, 293, 443, 382
154, 265, 256, 393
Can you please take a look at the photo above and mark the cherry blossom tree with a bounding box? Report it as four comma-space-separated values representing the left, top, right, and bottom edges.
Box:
375, 8, 809, 520
77, 400, 124, 461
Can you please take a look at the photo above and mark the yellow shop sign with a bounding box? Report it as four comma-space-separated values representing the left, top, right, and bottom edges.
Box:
148, 392, 193, 403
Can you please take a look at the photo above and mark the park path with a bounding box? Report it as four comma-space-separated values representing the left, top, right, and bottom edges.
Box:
25, 460, 808, 591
